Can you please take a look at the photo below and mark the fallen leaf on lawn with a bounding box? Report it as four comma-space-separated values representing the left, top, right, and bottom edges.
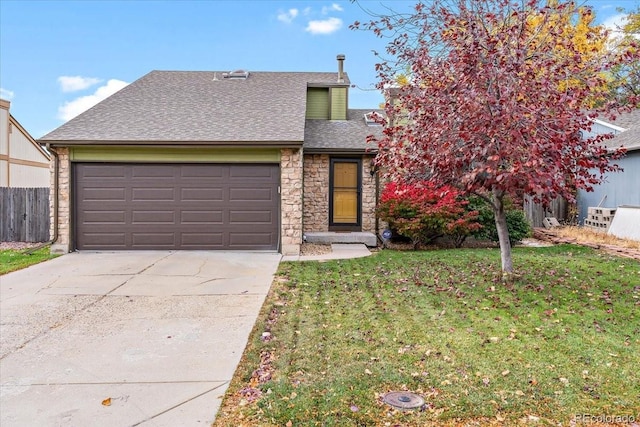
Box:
501, 370, 510, 376
365, 369, 372, 375
286, 421, 293, 427
102, 397, 111, 406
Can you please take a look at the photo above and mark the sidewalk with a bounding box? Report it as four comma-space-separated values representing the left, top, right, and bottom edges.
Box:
281, 243, 372, 262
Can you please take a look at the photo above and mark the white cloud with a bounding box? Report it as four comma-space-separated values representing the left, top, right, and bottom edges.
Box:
57, 76, 103, 92
58, 79, 128, 121
0, 88, 15, 100
277, 8, 299, 24
322, 3, 343, 14
603, 13, 627, 33
306, 17, 343, 35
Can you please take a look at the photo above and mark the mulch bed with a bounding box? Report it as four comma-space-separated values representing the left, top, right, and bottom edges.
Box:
534, 228, 640, 261
0, 242, 45, 251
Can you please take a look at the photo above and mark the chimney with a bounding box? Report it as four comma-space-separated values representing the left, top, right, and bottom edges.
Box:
337, 54, 345, 83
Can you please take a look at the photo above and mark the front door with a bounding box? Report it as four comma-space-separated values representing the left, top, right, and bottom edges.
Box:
329, 159, 361, 230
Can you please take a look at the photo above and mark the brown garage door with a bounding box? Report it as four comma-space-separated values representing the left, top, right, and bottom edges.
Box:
74, 163, 279, 250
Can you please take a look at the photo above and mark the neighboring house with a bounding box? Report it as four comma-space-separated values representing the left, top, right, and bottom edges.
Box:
39, 56, 382, 254
576, 109, 640, 224
1, 99, 51, 187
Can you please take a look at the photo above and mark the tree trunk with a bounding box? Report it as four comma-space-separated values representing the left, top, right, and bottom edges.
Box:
492, 189, 514, 277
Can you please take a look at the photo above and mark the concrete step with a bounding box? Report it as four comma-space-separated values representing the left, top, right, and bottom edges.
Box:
304, 232, 377, 247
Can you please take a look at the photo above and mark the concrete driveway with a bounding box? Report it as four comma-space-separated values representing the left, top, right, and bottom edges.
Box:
0, 251, 281, 427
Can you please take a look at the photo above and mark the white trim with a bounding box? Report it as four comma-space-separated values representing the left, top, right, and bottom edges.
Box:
592, 118, 627, 133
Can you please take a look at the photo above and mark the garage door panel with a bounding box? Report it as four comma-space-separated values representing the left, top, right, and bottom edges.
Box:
181, 165, 225, 178
131, 233, 176, 247
83, 210, 126, 224
132, 165, 177, 179
181, 233, 224, 246
132, 211, 176, 224
82, 187, 126, 201
81, 233, 127, 248
230, 165, 279, 179
229, 232, 275, 247
132, 187, 175, 201
181, 188, 223, 201
229, 188, 275, 201
181, 210, 223, 224
80, 164, 127, 179
229, 210, 273, 224
75, 163, 279, 250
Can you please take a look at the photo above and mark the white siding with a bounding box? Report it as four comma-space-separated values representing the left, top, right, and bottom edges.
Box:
0, 100, 50, 187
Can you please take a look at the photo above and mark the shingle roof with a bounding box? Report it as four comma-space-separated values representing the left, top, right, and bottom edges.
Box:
303, 109, 383, 153
41, 70, 350, 144
602, 109, 640, 152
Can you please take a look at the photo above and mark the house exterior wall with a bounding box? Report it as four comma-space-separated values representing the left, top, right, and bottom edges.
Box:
361, 156, 377, 233
306, 88, 330, 119
330, 87, 347, 120
303, 153, 377, 234
1, 100, 50, 187
303, 154, 330, 231
281, 148, 303, 255
577, 150, 640, 224
50, 147, 71, 254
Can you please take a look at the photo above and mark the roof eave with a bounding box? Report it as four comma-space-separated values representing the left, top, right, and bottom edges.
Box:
303, 147, 378, 155
38, 139, 304, 148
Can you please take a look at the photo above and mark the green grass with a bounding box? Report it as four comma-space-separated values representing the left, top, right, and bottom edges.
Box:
0, 246, 58, 274
215, 245, 640, 426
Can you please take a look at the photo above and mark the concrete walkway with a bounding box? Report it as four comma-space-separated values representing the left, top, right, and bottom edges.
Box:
281, 243, 372, 262
0, 251, 281, 427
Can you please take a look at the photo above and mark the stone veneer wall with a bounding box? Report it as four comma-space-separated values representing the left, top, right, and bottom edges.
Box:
303, 154, 329, 231
361, 155, 377, 233
303, 154, 378, 234
280, 148, 303, 255
50, 147, 71, 253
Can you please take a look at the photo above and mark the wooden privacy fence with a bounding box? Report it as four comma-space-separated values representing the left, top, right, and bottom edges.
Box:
0, 187, 50, 242
524, 196, 569, 228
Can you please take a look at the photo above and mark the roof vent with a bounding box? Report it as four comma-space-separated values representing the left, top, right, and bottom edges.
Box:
364, 111, 383, 126
222, 70, 250, 79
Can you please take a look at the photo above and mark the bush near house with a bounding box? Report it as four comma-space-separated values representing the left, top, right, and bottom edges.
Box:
377, 181, 481, 248
467, 196, 532, 246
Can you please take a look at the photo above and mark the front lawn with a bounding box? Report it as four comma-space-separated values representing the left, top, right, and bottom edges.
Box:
0, 246, 58, 275
214, 245, 639, 426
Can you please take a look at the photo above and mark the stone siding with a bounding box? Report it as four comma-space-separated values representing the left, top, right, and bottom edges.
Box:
303, 154, 330, 232
361, 155, 377, 233
280, 148, 303, 255
303, 154, 378, 234
50, 147, 70, 253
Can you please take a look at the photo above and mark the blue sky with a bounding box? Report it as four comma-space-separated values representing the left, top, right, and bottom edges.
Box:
0, 0, 636, 138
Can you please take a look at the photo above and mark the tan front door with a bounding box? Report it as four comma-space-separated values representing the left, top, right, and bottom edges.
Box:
330, 159, 361, 228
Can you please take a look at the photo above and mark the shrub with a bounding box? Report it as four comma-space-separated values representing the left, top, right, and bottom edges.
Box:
467, 196, 532, 246
377, 181, 480, 248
